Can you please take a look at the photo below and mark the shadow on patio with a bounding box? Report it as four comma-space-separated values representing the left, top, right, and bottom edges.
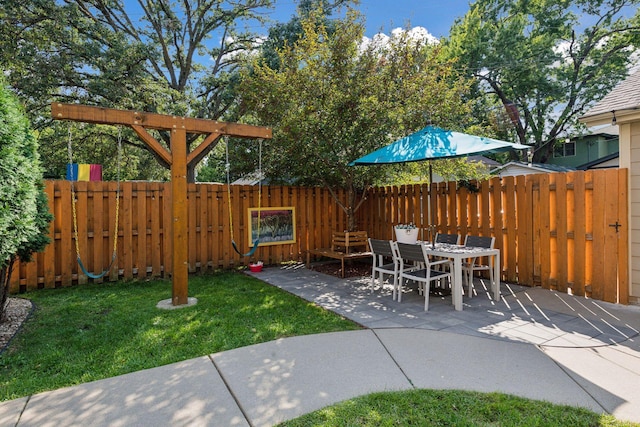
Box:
249, 262, 640, 350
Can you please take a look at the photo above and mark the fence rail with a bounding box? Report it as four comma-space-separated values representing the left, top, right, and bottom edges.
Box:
10, 169, 628, 304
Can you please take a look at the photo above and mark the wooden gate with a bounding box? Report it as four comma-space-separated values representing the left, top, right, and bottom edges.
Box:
528, 169, 628, 304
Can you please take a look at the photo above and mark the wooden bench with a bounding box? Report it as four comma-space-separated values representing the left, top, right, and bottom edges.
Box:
307, 231, 372, 278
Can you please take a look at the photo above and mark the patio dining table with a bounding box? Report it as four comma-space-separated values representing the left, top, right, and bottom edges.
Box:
421, 242, 501, 311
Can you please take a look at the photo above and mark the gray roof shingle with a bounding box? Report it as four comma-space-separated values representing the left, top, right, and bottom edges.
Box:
582, 71, 640, 118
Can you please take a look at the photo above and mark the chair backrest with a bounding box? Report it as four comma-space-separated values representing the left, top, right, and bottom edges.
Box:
435, 233, 460, 244
368, 238, 396, 258
396, 242, 427, 264
464, 235, 495, 249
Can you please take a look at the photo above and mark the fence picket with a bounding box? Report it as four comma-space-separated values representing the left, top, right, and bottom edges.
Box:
108, 181, 119, 282
149, 182, 162, 276
60, 180, 73, 287
75, 181, 88, 285
572, 172, 587, 296
591, 171, 606, 300
504, 177, 517, 282
43, 180, 56, 287
187, 184, 197, 273
137, 182, 148, 277
555, 173, 568, 292
162, 183, 172, 275
88, 181, 104, 284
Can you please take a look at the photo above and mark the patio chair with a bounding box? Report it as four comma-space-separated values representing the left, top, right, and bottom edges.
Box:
434, 232, 461, 245
368, 238, 400, 295
430, 233, 460, 283
462, 235, 496, 297
396, 242, 452, 311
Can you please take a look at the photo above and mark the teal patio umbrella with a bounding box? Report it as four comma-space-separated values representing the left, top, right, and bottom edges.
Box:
349, 125, 529, 166
349, 125, 529, 236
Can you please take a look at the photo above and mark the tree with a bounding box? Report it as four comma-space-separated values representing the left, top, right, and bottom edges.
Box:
257, 0, 356, 71
445, 0, 640, 162
0, 81, 52, 322
1, 0, 277, 181
196, 0, 356, 183
239, 10, 472, 230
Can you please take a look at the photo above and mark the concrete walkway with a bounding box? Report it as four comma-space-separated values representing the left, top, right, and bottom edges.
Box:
1, 264, 639, 426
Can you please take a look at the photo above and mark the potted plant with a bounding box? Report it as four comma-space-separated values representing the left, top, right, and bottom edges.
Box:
394, 223, 419, 244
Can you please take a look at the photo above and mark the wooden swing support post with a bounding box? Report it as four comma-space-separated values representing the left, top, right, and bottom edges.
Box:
52, 103, 272, 306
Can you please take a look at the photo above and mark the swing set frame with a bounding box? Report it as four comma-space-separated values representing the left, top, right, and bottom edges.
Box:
52, 103, 272, 306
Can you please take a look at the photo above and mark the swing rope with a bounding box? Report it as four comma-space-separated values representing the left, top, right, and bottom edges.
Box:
68, 126, 121, 279
225, 136, 262, 257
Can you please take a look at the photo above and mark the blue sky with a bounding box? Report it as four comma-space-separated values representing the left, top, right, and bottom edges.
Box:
263, 1, 639, 40
266, 0, 472, 39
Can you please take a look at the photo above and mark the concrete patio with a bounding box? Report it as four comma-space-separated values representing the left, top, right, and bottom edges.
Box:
253, 262, 639, 348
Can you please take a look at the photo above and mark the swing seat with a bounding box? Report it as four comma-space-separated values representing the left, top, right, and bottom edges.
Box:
232, 239, 260, 257
77, 252, 117, 280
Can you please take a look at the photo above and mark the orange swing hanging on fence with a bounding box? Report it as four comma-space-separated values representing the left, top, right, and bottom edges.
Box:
67, 126, 122, 279
225, 137, 263, 257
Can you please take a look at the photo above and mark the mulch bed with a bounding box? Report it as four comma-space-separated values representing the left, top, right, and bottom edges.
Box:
308, 260, 372, 278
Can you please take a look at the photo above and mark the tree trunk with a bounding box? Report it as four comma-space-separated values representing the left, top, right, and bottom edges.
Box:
324, 183, 370, 232
346, 188, 357, 231
0, 258, 15, 323
187, 164, 196, 183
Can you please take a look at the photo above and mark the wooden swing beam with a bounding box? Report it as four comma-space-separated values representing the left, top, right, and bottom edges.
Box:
52, 103, 272, 306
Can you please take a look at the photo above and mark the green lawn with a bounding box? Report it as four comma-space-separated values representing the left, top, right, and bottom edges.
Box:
1, 271, 637, 426
278, 389, 636, 427
0, 271, 361, 400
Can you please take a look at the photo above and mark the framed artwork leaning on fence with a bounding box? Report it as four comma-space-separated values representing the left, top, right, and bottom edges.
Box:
248, 207, 296, 246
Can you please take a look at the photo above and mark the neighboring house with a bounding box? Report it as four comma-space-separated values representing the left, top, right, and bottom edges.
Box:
231, 171, 265, 186
547, 125, 619, 170
467, 155, 501, 169
491, 161, 575, 178
576, 152, 619, 170
581, 70, 640, 125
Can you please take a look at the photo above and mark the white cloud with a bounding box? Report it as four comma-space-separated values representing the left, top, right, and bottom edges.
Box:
361, 26, 438, 52
394, 26, 439, 45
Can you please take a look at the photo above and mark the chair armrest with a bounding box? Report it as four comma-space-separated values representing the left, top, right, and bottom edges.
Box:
430, 259, 452, 268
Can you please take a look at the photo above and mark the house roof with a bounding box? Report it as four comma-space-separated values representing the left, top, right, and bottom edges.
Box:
576, 152, 619, 170
491, 161, 575, 177
580, 71, 640, 125
466, 155, 501, 167
579, 124, 619, 138
231, 171, 265, 186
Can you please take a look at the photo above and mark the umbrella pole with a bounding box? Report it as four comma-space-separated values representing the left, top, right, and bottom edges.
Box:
428, 162, 435, 243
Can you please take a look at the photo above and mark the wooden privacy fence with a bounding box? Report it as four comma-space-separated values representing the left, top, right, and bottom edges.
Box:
10, 169, 629, 305
358, 169, 628, 304
9, 180, 351, 293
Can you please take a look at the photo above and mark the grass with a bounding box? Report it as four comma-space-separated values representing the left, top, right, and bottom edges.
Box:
278, 389, 637, 427
1, 270, 637, 426
0, 271, 361, 400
